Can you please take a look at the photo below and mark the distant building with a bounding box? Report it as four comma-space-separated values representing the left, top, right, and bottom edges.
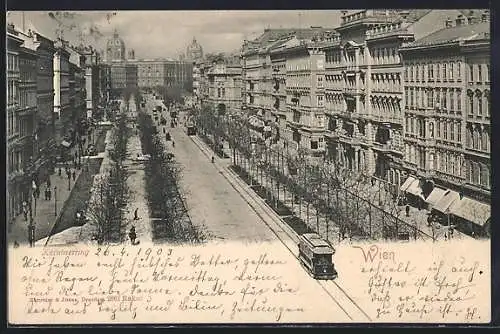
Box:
128, 49, 135, 61
106, 29, 126, 62
206, 54, 242, 115
186, 37, 203, 62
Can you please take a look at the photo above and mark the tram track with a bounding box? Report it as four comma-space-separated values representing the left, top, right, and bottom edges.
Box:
188, 133, 371, 322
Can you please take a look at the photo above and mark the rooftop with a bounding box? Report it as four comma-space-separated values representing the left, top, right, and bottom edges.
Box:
403, 21, 490, 49
243, 27, 337, 54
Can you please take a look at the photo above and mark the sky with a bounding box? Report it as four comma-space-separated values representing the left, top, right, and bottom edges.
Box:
7, 11, 342, 59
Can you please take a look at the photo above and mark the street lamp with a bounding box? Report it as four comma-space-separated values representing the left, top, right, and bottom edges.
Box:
54, 186, 58, 216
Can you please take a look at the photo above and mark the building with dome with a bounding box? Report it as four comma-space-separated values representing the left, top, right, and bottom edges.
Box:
106, 29, 126, 62
186, 37, 203, 62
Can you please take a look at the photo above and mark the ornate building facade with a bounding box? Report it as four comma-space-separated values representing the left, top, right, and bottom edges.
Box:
206, 54, 242, 114
7, 24, 26, 220
400, 12, 490, 234
322, 9, 464, 191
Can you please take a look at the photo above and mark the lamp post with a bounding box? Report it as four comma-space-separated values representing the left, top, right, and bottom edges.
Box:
54, 186, 57, 216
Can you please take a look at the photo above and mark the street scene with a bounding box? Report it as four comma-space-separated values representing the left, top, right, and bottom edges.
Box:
6, 10, 491, 324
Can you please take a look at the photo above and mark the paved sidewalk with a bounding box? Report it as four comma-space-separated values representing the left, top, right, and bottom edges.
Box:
37, 130, 113, 246
8, 168, 82, 245
122, 122, 152, 244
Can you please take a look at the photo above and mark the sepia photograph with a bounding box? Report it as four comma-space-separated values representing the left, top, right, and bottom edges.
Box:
6, 9, 492, 325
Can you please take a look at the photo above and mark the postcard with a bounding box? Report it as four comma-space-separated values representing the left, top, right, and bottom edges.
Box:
6, 9, 491, 325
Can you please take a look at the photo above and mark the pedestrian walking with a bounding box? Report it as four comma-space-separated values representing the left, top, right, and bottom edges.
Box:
47, 187, 52, 201
133, 208, 139, 220
72, 171, 76, 181
44, 187, 49, 200
58, 167, 62, 177
405, 204, 410, 217
46, 176, 51, 188
128, 226, 137, 245
22, 201, 28, 221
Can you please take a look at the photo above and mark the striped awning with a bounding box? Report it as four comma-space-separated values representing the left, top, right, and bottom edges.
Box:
433, 189, 460, 214
449, 197, 491, 227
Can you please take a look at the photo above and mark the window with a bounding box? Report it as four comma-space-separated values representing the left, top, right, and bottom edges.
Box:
311, 141, 318, 150
468, 93, 473, 115
449, 62, 454, 80
442, 88, 447, 109
428, 63, 433, 80
427, 89, 433, 107
477, 64, 482, 82
477, 92, 482, 115
457, 90, 462, 112
457, 61, 461, 78
469, 64, 474, 82
450, 90, 454, 111
457, 122, 461, 142
443, 63, 447, 81
486, 64, 490, 82
317, 95, 324, 107
416, 65, 420, 81
436, 63, 440, 81
436, 119, 441, 138
443, 120, 448, 140
317, 75, 323, 88
450, 121, 455, 141
482, 129, 489, 152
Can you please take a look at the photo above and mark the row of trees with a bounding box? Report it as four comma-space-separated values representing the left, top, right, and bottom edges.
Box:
197, 107, 432, 242
138, 111, 204, 243
87, 113, 131, 244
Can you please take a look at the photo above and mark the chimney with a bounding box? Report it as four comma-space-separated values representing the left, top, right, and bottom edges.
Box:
445, 17, 453, 28
341, 10, 348, 16
467, 15, 477, 25
456, 14, 466, 26
481, 10, 490, 22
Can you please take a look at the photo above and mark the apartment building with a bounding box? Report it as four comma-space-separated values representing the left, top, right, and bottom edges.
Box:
322, 9, 464, 189
206, 54, 242, 114
400, 11, 490, 235
7, 24, 26, 220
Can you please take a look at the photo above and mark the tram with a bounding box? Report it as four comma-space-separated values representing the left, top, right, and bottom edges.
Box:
298, 233, 338, 280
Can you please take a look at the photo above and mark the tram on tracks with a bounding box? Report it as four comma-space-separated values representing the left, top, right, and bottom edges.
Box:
298, 233, 338, 280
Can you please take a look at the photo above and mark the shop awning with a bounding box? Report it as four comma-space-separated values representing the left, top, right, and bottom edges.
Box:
433, 189, 460, 214
449, 197, 491, 227
406, 179, 423, 197
61, 140, 72, 148
400, 176, 416, 192
425, 187, 447, 207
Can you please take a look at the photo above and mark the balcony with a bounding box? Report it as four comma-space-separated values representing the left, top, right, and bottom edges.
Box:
371, 113, 400, 124
372, 141, 402, 155
343, 87, 365, 96
324, 130, 340, 139
416, 167, 435, 179
435, 170, 464, 186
